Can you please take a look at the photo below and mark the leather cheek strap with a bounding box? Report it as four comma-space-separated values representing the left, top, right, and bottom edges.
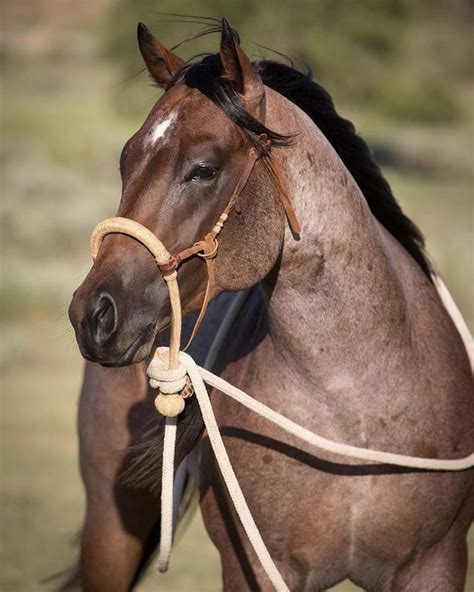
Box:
158, 127, 300, 348
156, 144, 264, 348
182, 235, 217, 350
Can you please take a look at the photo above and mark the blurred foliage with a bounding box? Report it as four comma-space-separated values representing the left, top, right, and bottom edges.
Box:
103, 0, 473, 122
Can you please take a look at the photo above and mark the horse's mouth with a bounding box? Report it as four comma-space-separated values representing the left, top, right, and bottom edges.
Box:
78, 322, 156, 367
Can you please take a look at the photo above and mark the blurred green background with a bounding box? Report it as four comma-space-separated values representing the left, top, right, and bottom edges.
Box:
1, 1, 473, 590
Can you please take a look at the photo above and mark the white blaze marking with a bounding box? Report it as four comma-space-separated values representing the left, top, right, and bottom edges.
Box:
146, 113, 176, 147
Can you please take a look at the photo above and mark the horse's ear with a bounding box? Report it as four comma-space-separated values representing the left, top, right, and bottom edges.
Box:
137, 23, 184, 88
219, 19, 264, 117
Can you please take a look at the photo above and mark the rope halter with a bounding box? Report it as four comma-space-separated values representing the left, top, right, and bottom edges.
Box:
90, 105, 300, 417
90, 217, 186, 416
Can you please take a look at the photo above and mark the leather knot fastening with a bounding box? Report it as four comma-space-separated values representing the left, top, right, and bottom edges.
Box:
158, 257, 179, 276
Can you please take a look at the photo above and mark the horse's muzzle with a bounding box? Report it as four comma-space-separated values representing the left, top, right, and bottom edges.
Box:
68, 236, 165, 366
69, 284, 159, 366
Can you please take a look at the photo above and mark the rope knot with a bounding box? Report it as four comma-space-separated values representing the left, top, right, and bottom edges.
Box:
147, 347, 191, 416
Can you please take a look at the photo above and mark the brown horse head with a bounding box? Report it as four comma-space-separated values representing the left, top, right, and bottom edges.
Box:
69, 21, 288, 366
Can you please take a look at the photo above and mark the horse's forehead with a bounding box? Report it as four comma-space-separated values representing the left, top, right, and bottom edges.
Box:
139, 109, 173, 148
143, 86, 232, 146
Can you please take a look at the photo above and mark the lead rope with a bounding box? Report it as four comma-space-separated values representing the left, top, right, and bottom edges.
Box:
90, 218, 474, 592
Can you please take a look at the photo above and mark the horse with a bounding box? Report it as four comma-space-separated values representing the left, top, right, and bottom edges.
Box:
68, 19, 473, 592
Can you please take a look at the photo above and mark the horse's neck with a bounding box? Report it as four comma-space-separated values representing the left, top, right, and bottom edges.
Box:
262, 109, 411, 392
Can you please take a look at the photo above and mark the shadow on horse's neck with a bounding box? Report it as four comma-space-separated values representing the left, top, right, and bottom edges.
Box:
260, 104, 410, 381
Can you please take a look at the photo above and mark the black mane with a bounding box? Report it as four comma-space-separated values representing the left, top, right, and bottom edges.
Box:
173, 54, 432, 279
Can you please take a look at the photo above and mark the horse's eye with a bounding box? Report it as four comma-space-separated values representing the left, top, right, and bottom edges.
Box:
188, 165, 216, 181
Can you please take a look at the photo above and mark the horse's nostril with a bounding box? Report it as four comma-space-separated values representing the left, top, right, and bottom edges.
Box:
92, 293, 117, 343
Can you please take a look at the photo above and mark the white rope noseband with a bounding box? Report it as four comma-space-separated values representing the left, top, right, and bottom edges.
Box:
90, 217, 474, 592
